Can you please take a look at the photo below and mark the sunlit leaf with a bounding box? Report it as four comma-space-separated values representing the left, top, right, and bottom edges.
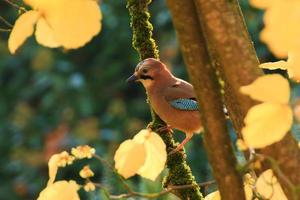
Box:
204, 191, 220, 200
24, 0, 40, 8
114, 140, 146, 179
236, 139, 248, 151
47, 151, 75, 185
134, 130, 167, 181
259, 0, 300, 58
71, 145, 95, 159
260, 52, 300, 82
46, 0, 102, 49
79, 165, 94, 179
37, 180, 80, 200
31, 0, 102, 49
244, 184, 253, 200
47, 154, 59, 185
8, 10, 40, 54
256, 169, 287, 200
84, 182, 96, 192
242, 103, 292, 148
35, 18, 60, 48
114, 129, 167, 180
240, 74, 290, 104
286, 50, 300, 82
9, 0, 102, 53
249, 0, 274, 9
259, 60, 288, 70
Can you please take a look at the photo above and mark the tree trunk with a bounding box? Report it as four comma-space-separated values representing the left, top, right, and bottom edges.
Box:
193, 0, 300, 199
167, 0, 246, 199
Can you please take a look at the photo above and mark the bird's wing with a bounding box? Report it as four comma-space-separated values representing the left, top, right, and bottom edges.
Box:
164, 78, 199, 111
169, 98, 199, 111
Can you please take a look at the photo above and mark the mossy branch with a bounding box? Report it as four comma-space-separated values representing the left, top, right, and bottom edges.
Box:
126, 0, 203, 199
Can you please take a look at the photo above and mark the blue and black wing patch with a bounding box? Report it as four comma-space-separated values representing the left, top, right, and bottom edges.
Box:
169, 98, 199, 111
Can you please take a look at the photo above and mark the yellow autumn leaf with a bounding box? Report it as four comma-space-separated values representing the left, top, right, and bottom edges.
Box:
249, 0, 275, 9
244, 184, 253, 200
134, 130, 167, 181
47, 151, 75, 185
259, 0, 300, 58
47, 154, 59, 185
240, 74, 290, 104
71, 145, 96, 159
204, 191, 220, 200
286, 50, 300, 82
8, 10, 40, 54
242, 103, 292, 148
45, 0, 102, 49
114, 129, 167, 180
260, 51, 300, 82
79, 165, 94, 179
259, 60, 289, 70
8, 0, 102, 53
37, 180, 80, 200
23, 0, 40, 8
114, 140, 146, 179
84, 182, 96, 192
256, 169, 287, 200
35, 18, 60, 48
236, 139, 248, 151
244, 173, 255, 185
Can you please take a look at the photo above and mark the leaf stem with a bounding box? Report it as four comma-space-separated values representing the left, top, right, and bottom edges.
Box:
0, 16, 13, 27
4, 0, 27, 13
93, 180, 216, 199
0, 28, 11, 32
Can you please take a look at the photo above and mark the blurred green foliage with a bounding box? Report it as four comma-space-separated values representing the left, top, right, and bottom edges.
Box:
0, 0, 299, 200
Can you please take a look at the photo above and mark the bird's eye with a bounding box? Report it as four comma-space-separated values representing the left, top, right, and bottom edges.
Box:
142, 69, 148, 73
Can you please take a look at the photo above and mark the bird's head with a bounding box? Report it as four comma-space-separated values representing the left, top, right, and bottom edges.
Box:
126, 58, 172, 88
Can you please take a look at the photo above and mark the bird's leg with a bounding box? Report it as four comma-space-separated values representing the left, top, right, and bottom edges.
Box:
155, 124, 173, 133
169, 134, 193, 155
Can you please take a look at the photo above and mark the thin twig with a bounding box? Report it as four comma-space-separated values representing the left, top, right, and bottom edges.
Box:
4, 0, 27, 13
0, 16, 13, 27
0, 28, 11, 32
93, 180, 216, 199
238, 154, 261, 173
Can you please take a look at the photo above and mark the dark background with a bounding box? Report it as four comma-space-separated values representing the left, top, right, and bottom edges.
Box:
0, 0, 299, 199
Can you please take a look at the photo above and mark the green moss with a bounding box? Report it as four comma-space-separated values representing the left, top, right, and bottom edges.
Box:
126, 0, 159, 60
126, 0, 203, 199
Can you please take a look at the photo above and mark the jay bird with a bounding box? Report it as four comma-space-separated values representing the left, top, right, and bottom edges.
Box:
127, 58, 202, 153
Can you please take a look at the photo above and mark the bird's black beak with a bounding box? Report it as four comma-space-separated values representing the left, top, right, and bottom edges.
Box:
126, 74, 139, 83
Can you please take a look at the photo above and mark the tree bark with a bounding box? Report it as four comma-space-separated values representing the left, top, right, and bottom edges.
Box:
126, 0, 203, 199
167, 0, 246, 199
193, 0, 300, 199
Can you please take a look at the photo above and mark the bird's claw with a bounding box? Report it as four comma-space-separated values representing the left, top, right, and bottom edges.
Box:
155, 125, 173, 133
168, 134, 193, 156
168, 147, 184, 156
